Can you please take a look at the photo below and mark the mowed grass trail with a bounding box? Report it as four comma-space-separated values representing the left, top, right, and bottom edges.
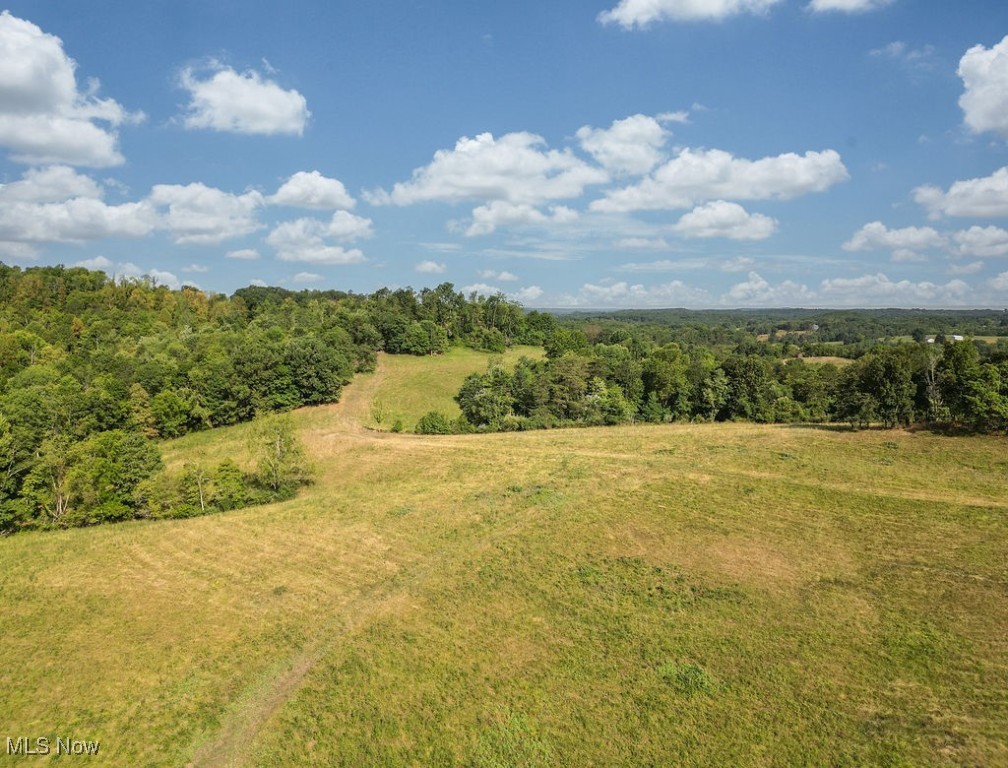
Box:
0, 349, 1006, 766
351, 345, 543, 431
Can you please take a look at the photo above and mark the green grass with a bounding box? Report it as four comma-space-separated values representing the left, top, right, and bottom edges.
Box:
1, 349, 1006, 766
354, 344, 542, 431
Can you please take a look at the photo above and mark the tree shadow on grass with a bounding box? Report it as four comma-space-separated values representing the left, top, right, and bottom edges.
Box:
785, 422, 857, 433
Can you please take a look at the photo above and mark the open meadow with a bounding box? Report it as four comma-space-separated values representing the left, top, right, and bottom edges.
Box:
1, 351, 1007, 766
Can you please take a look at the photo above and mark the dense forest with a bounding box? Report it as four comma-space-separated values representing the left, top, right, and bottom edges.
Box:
0, 263, 537, 533
2, 262, 1006, 533
439, 312, 1008, 434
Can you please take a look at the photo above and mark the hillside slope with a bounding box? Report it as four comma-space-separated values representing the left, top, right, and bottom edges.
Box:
1, 350, 1006, 766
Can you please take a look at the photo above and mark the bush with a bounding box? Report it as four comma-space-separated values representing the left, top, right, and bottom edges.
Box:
415, 411, 454, 434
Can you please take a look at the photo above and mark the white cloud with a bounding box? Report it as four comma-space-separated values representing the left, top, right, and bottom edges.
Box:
953, 226, 1008, 258
566, 280, 711, 307
598, 0, 782, 27
723, 272, 814, 306
808, 0, 894, 13
0, 165, 102, 202
615, 237, 671, 250
0, 11, 142, 166
914, 167, 1008, 218
870, 41, 937, 73
466, 201, 578, 236
0, 168, 156, 246
657, 110, 691, 124
948, 260, 984, 275
250, 278, 268, 287
73, 255, 112, 270
722, 256, 756, 272
619, 258, 699, 272
182, 263, 209, 273
512, 285, 543, 304
672, 201, 778, 240
957, 35, 1008, 138
591, 147, 848, 213
416, 260, 446, 274
270, 170, 355, 210
179, 63, 310, 136
374, 131, 607, 207
576, 114, 669, 175
148, 183, 264, 244
266, 218, 366, 265
461, 282, 503, 296
0, 241, 36, 260
225, 248, 261, 260
118, 262, 181, 290
819, 273, 971, 305
990, 272, 1008, 291
843, 221, 946, 259
326, 210, 373, 240
478, 270, 519, 282
292, 272, 323, 284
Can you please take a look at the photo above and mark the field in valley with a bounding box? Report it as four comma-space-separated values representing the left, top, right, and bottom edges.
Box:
1, 350, 1007, 766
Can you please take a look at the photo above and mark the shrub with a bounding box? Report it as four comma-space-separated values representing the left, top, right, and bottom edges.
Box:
415, 411, 454, 435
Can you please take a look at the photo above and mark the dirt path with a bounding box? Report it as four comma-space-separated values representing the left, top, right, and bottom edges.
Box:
187, 584, 411, 768
185, 366, 394, 767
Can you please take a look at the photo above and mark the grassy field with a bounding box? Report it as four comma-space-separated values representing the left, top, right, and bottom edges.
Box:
1, 349, 1007, 766
348, 345, 542, 432
800, 355, 853, 366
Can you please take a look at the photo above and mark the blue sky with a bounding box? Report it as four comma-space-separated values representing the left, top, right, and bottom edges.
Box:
1, 1, 1008, 308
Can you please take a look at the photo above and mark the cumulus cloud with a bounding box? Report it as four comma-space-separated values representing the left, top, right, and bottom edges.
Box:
843, 221, 946, 260
0, 165, 102, 202
416, 260, 446, 274
466, 201, 578, 236
266, 217, 367, 265
819, 273, 971, 305
957, 35, 1008, 138
808, 0, 894, 13
118, 262, 181, 290
461, 282, 503, 296
291, 272, 323, 284
478, 269, 519, 282
672, 201, 778, 240
914, 167, 1008, 218
179, 62, 310, 136
0, 167, 156, 251
948, 260, 984, 275
0, 11, 142, 166
182, 263, 209, 273
591, 147, 848, 213
723, 272, 814, 306
148, 183, 265, 244
326, 210, 374, 240
575, 114, 669, 175
270, 170, 355, 210
73, 255, 113, 270
952, 226, 1008, 258
990, 272, 1008, 291
373, 132, 607, 207
512, 285, 543, 304
566, 279, 712, 307
598, 0, 782, 27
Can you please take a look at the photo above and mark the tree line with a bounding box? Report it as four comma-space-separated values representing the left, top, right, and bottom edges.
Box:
0, 264, 535, 533
429, 331, 1008, 434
